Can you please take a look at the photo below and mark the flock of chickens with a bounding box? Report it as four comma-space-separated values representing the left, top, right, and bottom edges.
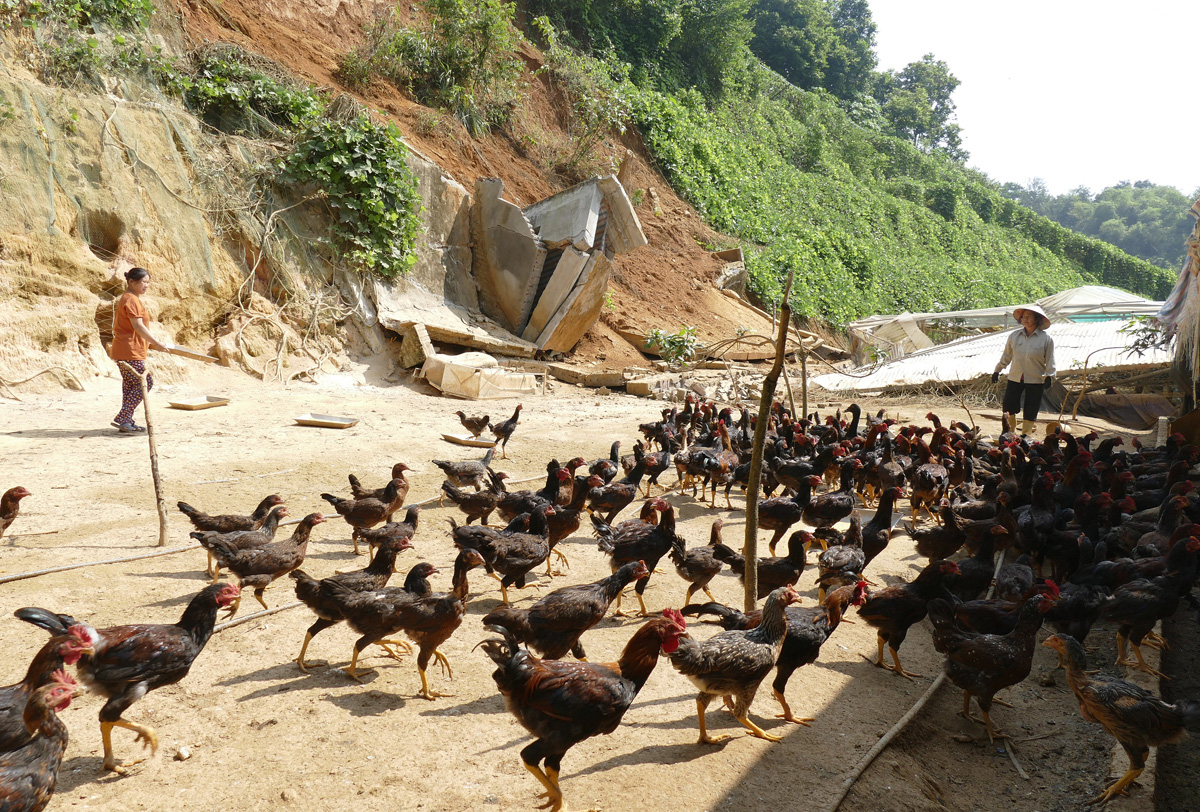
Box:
3, 396, 1200, 812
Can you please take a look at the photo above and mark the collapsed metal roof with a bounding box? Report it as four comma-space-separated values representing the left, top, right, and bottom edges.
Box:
812, 318, 1174, 393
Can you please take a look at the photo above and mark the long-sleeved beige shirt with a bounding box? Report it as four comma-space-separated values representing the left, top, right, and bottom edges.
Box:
995, 327, 1055, 382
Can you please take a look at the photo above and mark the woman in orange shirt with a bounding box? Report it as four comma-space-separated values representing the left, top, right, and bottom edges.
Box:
110, 267, 168, 433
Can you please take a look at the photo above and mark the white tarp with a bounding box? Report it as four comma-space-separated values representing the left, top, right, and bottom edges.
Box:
814, 319, 1174, 392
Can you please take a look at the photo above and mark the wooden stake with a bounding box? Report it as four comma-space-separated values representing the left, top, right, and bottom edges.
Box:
742, 270, 794, 613
118, 361, 169, 547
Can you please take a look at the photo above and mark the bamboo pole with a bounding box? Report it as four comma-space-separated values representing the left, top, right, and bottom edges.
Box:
742, 270, 794, 613
118, 360, 169, 546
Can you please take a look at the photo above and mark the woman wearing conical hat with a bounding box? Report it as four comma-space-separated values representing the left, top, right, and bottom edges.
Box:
992, 304, 1055, 436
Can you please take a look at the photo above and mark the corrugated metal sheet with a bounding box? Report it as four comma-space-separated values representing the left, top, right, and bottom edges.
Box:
813, 319, 1173, 392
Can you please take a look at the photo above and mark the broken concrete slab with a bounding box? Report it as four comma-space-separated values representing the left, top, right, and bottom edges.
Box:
522, 181, 602, 251
371, 273, 539, 357
627, 373, 681, 397
522, 246, 589, 342
398, 323, 434, 368
596, 175, 647, 255
537, 253, 611, 353
546, 362, 627, 388
471, 178, 545, 334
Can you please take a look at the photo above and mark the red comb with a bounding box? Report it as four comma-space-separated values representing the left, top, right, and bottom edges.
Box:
1043, 579, 1060, 597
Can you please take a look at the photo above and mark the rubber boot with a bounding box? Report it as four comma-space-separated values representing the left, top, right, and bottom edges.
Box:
1020, 419, 1038, 438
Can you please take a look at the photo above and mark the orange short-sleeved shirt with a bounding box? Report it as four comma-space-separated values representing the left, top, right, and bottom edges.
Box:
109, 292, 151, 361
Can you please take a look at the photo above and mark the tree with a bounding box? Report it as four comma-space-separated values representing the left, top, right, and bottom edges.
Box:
747, 0, 876, 101
879, 53, 962, 155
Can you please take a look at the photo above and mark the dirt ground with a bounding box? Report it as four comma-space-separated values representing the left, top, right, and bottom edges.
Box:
0, 361, 1177, 812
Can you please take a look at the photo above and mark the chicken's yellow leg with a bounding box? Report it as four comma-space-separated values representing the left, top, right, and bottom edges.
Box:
433, 649, 454, 679
523, 761, 563, 812
981, 709, 1006, 743
417, 665, 454, 700
296, 632, 328, 673
100, 719, 158, 773
635, 592, 648, 618
735, 713, 782, 742
1130, 643, 1167, 679
697, 698, 730, 745
889, 646, 921, 680
1087, 766, 1144, 806
773, 688, 813, 726
342, 646, 365, 681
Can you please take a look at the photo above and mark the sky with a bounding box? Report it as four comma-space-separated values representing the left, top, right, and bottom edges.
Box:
869, 1, 1200, 197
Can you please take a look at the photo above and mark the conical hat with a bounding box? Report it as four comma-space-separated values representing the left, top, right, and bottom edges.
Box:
1013, 304, 1051, 329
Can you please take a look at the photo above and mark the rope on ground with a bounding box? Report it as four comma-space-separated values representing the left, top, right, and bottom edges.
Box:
825, 546, 1010, 812
0, 366, 87, 400
214, 601, 303, 633
0, 543, 198, 585
189, 468, 297, 486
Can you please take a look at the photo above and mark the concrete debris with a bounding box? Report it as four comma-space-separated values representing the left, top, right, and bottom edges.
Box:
472, 175, 646, 352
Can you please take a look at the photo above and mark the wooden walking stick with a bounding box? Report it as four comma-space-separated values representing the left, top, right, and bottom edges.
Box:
117, 360, 169, 547
742, 269, 794, 612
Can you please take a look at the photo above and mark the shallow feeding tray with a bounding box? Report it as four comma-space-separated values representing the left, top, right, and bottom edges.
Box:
441, 433, 497, 448
165, 344, 219, 363
294, 413, 359, 429
167, 395, 230, 411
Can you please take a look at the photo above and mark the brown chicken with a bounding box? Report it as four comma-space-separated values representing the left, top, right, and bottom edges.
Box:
201, 513, 325, 613
909, 501, 968, 560
542, 475, 592, 575
817, 515, 865, 602
909, 437, 949, 523
348, 462, 412, 502
176, 494, 283, 534
586, 456, 647, 524
802, 458, 862, 538
22, 583, 240, 772
0, 486, 31, 540
355, 506, 422, 555
189, 504, 289, 581
593, 498, 678, 617
1043, 633, 1200, 805
668, 586, 802, 743
323, 547, 487, 698
433, 447, 496, 500
479, 611, 688, 812
928, 592, 1056, 741
862, 486, 902, 567
455, 410, 490, 438
758, 475, 821, 555
289, 535, 415, 672
321, 479, 407, 554
496, 463, 567, 522
713, 528, 811, 600
2, 613, 94, 752
683, 581, 869, 725
442, 470, 507, 526
482, 561, 650, 660
669, 518, 726, 605
857, 559, 960, 679
0, 669, 78, 812
491, 403, 523, 458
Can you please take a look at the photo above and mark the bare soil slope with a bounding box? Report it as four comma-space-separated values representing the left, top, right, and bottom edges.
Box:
173, 0, 758, 368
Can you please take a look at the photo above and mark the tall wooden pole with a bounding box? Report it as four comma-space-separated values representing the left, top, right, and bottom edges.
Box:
743, 269, 794, 612
118, 360, 169, 546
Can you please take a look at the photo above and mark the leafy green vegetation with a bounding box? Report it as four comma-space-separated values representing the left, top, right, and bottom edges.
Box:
184, 47, 325, 136
646, 325, 701, 367
1001, 179, 1195, 271
342, 0, 525, 135
281, 115, 422, 279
